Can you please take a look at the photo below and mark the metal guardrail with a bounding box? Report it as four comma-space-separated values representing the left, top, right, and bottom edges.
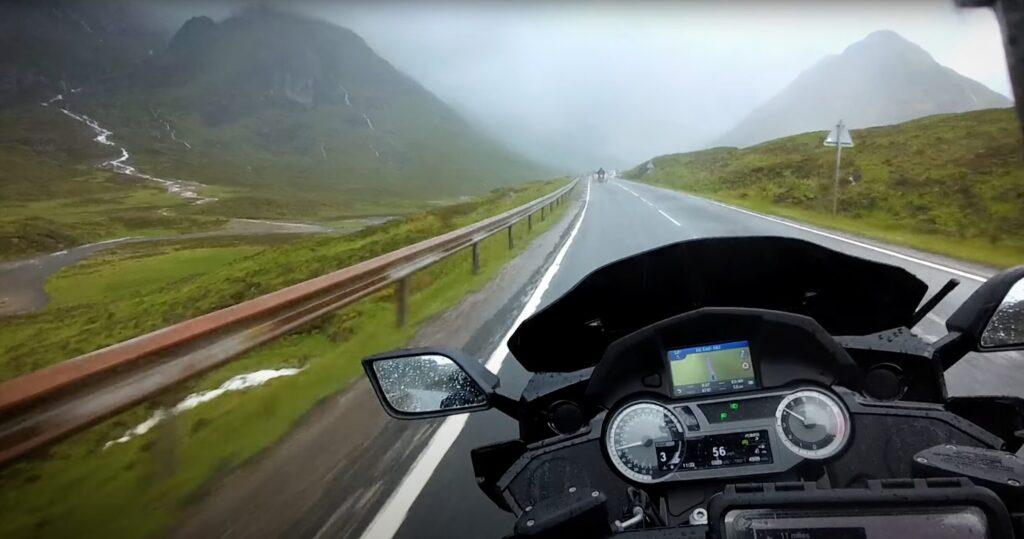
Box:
0, 179, 578, 466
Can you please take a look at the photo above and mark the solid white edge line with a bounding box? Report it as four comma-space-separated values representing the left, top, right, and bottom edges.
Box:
627, 181, 988, 283
357, 179, 592, 539
699, 197, 987, 282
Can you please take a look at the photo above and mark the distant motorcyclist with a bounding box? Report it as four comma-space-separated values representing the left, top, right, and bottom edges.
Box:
596, 167, 606, 183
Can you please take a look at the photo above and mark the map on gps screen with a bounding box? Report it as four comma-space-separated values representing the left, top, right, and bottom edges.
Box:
668, 340, 757, 397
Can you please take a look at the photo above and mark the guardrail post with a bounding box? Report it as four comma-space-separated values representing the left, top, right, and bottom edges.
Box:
528, 213, 532, 231
541, 206, 545, 221
396, 276, 409, 327
471, 242, 480, 274
507, 225, 514, 249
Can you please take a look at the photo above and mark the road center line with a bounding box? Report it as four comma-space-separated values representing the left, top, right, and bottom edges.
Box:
628, 181, 988, 283
616, 182, 680, 227
657, 209, 681, 227
357, 179, 593, 539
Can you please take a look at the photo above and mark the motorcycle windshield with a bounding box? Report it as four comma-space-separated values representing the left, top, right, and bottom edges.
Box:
508, 236, 928, 372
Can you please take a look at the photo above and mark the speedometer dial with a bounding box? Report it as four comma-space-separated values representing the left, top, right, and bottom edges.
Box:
606, 402, 685, 483
775, 390, 849, 459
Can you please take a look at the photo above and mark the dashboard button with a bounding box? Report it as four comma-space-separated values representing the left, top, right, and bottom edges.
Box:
641, 373, 662, 387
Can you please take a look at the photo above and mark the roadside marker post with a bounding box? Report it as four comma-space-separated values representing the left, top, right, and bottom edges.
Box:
824, 119, 854, 215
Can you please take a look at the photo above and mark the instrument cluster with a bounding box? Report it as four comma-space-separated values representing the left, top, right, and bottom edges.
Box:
604, 387, 850, 483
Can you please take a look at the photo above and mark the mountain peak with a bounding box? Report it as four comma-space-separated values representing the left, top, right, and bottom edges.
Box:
841, 29, 936, 65
716, 31, 1011, 147
168, 15, 216, 51
861, 29, 909, 44
143, 7, 395, 121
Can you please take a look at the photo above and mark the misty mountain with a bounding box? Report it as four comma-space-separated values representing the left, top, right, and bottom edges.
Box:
0, 0, 170, 102
716, 30, 1012, 148
2, 4, 546, 203
119, 8, 550, 197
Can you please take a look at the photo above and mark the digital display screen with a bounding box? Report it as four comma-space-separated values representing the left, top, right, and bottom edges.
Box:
701, 396, 781, 424
655, 441, 684, 472
668, 340, 757, 397
671, 430, 773, 471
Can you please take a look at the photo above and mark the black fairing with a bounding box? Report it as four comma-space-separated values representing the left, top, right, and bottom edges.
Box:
509, 236, 928, 372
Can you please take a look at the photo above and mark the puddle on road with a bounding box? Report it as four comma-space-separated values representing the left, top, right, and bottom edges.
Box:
103, 368, 304, 449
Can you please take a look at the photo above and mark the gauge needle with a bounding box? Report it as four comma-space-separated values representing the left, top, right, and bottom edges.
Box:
616, 441, 646, 450
783, 407, 808, 424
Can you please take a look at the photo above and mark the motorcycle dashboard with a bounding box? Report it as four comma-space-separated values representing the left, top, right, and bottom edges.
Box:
585, 307, 861, 484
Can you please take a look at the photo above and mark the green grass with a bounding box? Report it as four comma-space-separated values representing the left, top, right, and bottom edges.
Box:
46, 247, 261, 308
0, 181, 573, 539
708, 194, 1023, 269
0, 109, 225, 260
0, 178, 569, 381
626, 108, 1024, 268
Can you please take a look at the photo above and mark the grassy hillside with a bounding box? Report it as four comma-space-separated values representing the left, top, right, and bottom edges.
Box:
0, 107, 231, 259
0, 178, 568, 380
627, 107, 1024, 267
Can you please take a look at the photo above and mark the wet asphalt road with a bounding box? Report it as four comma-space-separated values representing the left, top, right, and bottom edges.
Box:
385, 177, 1023, 539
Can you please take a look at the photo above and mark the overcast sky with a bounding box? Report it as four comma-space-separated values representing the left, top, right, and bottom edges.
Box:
269, 2, 1010, 170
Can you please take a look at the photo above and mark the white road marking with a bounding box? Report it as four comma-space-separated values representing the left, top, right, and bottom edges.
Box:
635, 184, 988, 283
357, 180, 592, 539
657, 209, 681, 227
616, 182, 681, 227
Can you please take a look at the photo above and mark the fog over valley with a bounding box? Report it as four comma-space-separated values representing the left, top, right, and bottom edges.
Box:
35, 0, 1008, 171
309, 1, 1011, 169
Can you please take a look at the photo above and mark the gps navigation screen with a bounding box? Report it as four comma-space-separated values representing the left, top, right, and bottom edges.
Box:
668, 340, 757, 397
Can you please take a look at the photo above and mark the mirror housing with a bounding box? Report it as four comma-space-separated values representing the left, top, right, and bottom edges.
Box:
362, 347, 499, 419
945, 265, 1024, 352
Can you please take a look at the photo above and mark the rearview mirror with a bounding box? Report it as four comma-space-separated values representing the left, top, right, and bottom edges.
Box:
944, 265, 1024, 355
980, 277, 1024, 349
362, 348, 498, 419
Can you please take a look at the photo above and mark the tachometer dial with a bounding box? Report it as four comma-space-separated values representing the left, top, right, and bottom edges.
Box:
775, 390, 849, 459
606, 402, 685, 483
